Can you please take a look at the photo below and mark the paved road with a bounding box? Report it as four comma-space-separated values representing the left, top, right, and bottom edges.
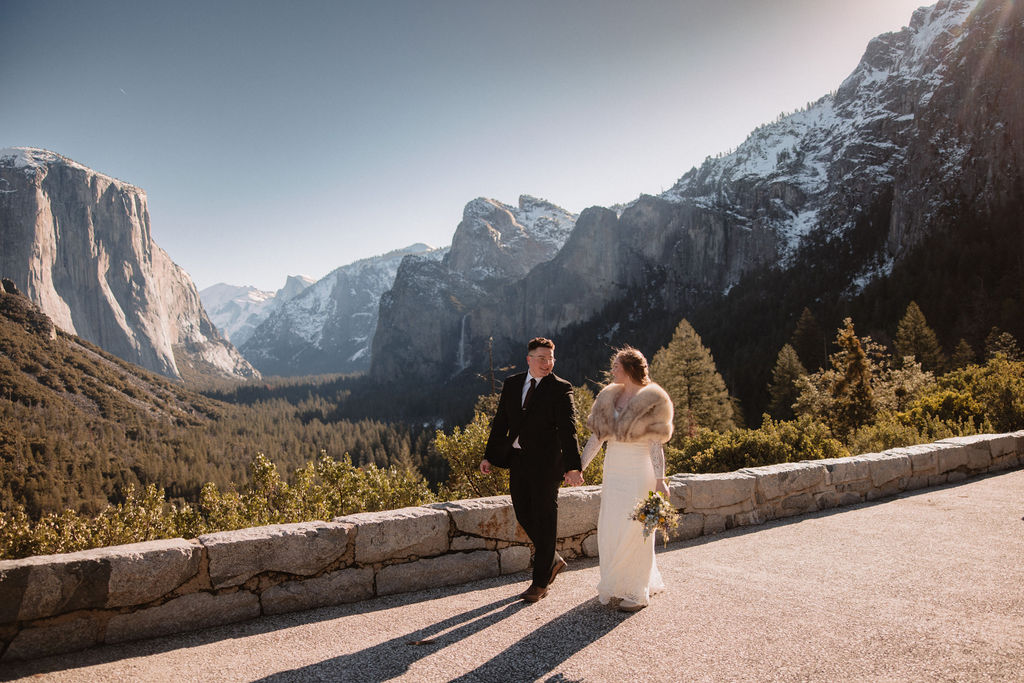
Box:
3, 469, 1023, 682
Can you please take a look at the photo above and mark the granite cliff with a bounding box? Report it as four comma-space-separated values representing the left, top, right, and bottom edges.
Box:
371, 196, 576, 382
0, 148, 257, 381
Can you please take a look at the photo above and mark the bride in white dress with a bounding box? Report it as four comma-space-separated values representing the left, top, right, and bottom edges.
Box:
580, 347, 674, 612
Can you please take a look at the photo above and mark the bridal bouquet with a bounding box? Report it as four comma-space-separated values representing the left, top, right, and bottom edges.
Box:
629, 491, 679, 544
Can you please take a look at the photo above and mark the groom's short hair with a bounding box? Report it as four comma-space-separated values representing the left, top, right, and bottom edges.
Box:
528, 337, 554, 353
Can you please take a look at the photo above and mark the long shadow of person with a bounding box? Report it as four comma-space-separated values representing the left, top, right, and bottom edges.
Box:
449, 597, 629, 682
256, 594, 629, 682
255, 595, 527, 682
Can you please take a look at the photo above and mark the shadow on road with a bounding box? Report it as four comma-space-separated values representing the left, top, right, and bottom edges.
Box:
256, 594, 630, 683
257, 594, 525, 682
448, 597, 631, 683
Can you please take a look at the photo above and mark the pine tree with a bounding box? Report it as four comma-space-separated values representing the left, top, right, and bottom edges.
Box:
767, 344, 807, 420
830, 318, 876, 439
650, 319, 735, 439
950, 339, 976, 369
895, 301, 945, 372
790, 307, 826, 371
984, 327, 1022, 361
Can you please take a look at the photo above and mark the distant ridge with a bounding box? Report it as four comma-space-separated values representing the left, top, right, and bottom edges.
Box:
201, 275, 315, 346
239, 243, 445, 376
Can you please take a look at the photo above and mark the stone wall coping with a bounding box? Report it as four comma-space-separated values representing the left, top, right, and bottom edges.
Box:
428, 496, 525, 543
0, 538, 202, 623
738, 461, 828, 503
1, 431, 1022, 662
333, 505, 450, 564
674, 471, 757, 511
200, 520, 355, 589
0, 537, 199, 571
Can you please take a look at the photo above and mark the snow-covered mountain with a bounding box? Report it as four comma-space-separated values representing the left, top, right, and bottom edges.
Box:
200, 275, 314, 346
0, 147, 259, 382
240, 243, 444, 376
661, 0, 988, 278
371, 0, 1024, 386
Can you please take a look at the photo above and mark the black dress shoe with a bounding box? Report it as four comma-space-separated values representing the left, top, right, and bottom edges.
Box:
549, 556, 568, 585
520, 585, 548, 602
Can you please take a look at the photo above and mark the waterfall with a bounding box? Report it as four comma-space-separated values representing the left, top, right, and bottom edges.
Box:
454, 315, 469, 375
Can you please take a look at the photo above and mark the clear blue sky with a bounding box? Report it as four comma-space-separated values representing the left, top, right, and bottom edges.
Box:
1, 0, 928, 291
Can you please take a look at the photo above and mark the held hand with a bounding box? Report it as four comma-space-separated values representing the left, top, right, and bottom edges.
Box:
564, 469, 584, 486
480, 459, 492, 475
655, 478, 670, 498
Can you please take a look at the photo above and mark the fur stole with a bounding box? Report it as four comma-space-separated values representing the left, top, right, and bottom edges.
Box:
586, 382, 674, 444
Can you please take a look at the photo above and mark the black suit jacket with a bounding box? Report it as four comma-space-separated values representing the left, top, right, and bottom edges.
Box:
484, 372, 582, 472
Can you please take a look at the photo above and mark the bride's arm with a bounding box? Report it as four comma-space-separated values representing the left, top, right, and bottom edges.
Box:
647, 441, 666, 479
649, 441, 669, 495
580, 434, 604, 471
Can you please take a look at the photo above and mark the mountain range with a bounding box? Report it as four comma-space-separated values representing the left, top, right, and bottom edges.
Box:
207, 195, 576, 378
237, 243, 444, 376
2, 0, 1020, 425
368, 0, 1024, 418
200, 275, 315, 347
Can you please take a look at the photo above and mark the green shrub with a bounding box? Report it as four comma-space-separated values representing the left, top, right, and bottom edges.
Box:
847, 410, 986, 454
932, 355, 1024, 433
0, 453, 435, 560
667, 416, 848, 474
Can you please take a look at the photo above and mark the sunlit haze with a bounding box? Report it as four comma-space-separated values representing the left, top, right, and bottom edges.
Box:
1, 0, 929, 291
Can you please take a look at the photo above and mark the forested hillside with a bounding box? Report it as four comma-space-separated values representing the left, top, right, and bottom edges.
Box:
0, 285, 437, 518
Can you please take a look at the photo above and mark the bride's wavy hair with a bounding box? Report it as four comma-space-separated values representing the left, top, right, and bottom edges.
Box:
612, 345, 650, 385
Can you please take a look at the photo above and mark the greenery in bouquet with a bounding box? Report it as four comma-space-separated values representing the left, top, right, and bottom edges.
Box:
629, 490, 679, 544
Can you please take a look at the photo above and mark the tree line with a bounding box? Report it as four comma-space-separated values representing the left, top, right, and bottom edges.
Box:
434, 304, 1023, 500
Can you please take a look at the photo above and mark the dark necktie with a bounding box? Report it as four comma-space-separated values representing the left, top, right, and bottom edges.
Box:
523, 378, 537, 409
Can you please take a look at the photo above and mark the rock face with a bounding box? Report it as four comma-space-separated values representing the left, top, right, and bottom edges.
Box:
372, 0, 1023, 386
200, 275, 314, 347
445, 196, 578, 282
371, 196, 577, 383
0, 148, 258, 381
664, 0, 1023, 272
241, 244, 443, 376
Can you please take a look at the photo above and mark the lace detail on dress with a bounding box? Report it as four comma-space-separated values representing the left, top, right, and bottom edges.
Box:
581, 434, 603, 471
648, 441, 666, 479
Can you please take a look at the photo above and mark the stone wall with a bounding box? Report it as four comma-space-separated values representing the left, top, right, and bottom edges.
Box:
2, 432, 1021, 661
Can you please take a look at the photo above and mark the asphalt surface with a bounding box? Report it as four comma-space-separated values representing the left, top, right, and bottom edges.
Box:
3, 469, 1023, 682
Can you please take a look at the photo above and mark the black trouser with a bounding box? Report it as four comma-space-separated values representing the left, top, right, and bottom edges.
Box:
509, 448, 562, 587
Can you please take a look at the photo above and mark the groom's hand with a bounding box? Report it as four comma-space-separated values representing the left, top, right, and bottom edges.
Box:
564, 469, 584, 486
480, 459, 492, 475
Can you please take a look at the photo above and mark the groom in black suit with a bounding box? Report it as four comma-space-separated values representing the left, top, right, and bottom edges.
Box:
480, 337, 582, 602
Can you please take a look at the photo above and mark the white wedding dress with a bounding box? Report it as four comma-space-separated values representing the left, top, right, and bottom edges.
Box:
583, 421, 666, 606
